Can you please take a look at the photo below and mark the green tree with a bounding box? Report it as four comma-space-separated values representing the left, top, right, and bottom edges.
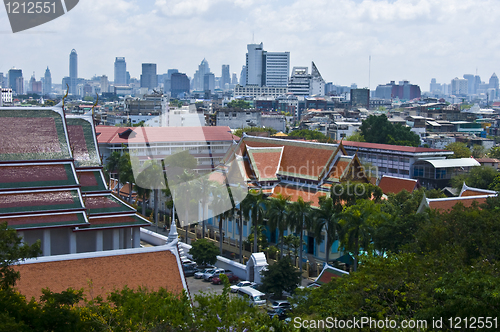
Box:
188, 239, 219, 266
232, 126, 277, 137
0, 222, 41, 289
313, 196, 342, 264
288, 129, 329, 141
260, 258, 301, 299
287, 197, 312, 272
339, 199, 387, 271
241, 190, 267, 253
226, 100, 251, 109
445, 142, 471, 158
471, 144, 486, 158
360, 114, 420, 147
450, 165, 498, 190
488, 146, 500, 159
344, 130, 365, 142
266, 194, 291, 258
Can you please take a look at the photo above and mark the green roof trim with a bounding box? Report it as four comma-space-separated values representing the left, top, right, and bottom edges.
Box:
85, 215, 151, 229
85, 194, 136, 215
4, 212, 88, 230
66, 117, 101, 167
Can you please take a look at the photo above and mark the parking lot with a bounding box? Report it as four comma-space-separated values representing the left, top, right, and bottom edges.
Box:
186, 274, 227, 296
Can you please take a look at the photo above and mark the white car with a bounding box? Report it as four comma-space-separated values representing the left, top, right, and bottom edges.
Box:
230, 281, 256, 293
203, 268, 225, 281
194, 267, 213, 279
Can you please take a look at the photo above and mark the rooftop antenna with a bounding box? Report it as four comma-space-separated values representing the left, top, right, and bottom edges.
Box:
368, 55, 371, 90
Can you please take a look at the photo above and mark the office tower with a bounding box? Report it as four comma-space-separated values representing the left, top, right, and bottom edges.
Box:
69, 49, 78, 95
221, 65, 230, 89
192, 59, 210, 91
140, 63, 157, 90
463, 74, 475, 95
310, 62, 325, 95
101, 75, 109, 93
287, 67, 310, 96
232, 73, 238, 85
114, 57, 127, 85
0, 73, 4, 87
203, 73, 215, 93
8, 68, 23, 94
239, 66, 246, 86
126, 72, 131, 85
474, 75, 481, 94
263, 52, 290, 87
430, 78, 441, 93
351, 88, 370, 108
451, 77, 468, 95
43, 67, 52, 95
171, 72, 190, 98
245, 43, 264, 86
489, 73, 499, 90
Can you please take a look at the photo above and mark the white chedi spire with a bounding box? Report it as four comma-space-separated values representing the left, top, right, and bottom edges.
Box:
167, 219, 178, 243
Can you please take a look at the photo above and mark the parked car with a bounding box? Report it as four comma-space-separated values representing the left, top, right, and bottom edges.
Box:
203, 268, 226, 281
211, 272, 239, 285
183, 264, 198, 277
237, 286, 266, 306
268, 308, 289, 320
230, 281, 256, 293
270, 300, 292, 311
194, 267, 214, 279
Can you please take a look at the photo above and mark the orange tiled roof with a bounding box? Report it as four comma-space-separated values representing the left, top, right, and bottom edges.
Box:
272, 183, 328, 207
247, 147, 282, 181
428, 196, 490, 211
15, 248, 184, 301
378, 175, 419, 195
459, 183, 498, 197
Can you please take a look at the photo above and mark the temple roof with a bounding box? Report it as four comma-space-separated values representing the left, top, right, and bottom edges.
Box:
66, 116, 101, 167
378, 175, 420, 195
0, 162, 78, 190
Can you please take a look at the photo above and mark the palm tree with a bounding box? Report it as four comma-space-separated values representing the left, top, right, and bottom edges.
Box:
313, 196, 342, 265
196, 177, 218, 239
241, 190, 266, 253
119, 153, 134, 203
266, 194, 291, 258
104, 151, 122, 194
339, 199, 385, 271
288, 197, 312, 273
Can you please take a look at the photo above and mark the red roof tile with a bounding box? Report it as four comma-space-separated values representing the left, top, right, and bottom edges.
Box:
1, 212, 88, 229
1, 117, 61, 155
247, 147, 282, 181
378, 175, 419, 195
272, 184, 327, 207
15, 249, 184, 301
428, 197, 489, 211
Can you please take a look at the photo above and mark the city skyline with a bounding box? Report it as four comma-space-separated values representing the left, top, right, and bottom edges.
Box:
1, 0, 500, 90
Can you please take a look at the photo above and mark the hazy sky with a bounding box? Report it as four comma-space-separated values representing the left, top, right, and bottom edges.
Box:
1, 0, 499, 91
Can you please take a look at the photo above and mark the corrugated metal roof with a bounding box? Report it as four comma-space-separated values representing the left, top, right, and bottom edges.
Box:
422, 158, 480, 168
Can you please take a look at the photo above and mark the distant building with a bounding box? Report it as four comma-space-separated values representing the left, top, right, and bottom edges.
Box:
69, 49, 78, 95
100, 75, 109, 94
245, 43, 290, 88
8, 68, 22, 94
451, 77, 468, 96
192, 59, 211, 91
233, 85, 287, 98
463, 74, 475, 95
203, 73, 215, 93
245, 43, 264, 86
0, 88, 13, 105
375, 80, 421, 100
170, 73, 190, 98
216, 108, 261, 128
43, 67, 52, 95
350, 88, 369, 108
221, 65, 231, 90
288, 67, 311, 96
114, 57, 127, 85
140, 63, 158, 90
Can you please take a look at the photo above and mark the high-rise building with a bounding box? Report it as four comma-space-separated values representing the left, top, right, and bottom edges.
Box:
192, 59, 210, 91
351, 88, 370, 108
245, 43, 264, 86
221, 65, 230, 90
171, 72, 190, 98
463, 74, 475, 95
287, 67, 310, 96
375, 80, 421, 100
232, 73, 238, 85
263, 52, 290, 87
239, 66, 246, 86
69, 49, 78, 95
489, 73, 499, 90
8, 68, 23, 94
203, 73, 215, 93
0, 73, 4, 87
43, 67, 52, 95
310, 62, 325, 95
114, 57, 127, 85
101, 75, 109, 94
140, 63, 157, 90
451, 77, 468, 96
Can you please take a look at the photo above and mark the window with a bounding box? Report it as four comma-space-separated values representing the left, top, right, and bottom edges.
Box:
436, 169, 447, 179
400, 169, 410, 175
389, 168, 397, 174
413, 166, 424, 177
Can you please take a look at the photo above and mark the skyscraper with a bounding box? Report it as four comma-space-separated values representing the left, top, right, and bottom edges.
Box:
245, 43, 290, 88
245, 43, 264, 86
114, 57, 127, 85
140, 63, 157, 90
239, 66, 246, 86
451, 77, 468, 95
232, 73, 238, 85
221, 65, 230, 90
69, 49, 78, 95
43, 67, 52, 95
171, 73, 190, 98
489, 73, 499, 90
192, 59, 210, 91
463, 74, 475, 95
8, 68, 23, 94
